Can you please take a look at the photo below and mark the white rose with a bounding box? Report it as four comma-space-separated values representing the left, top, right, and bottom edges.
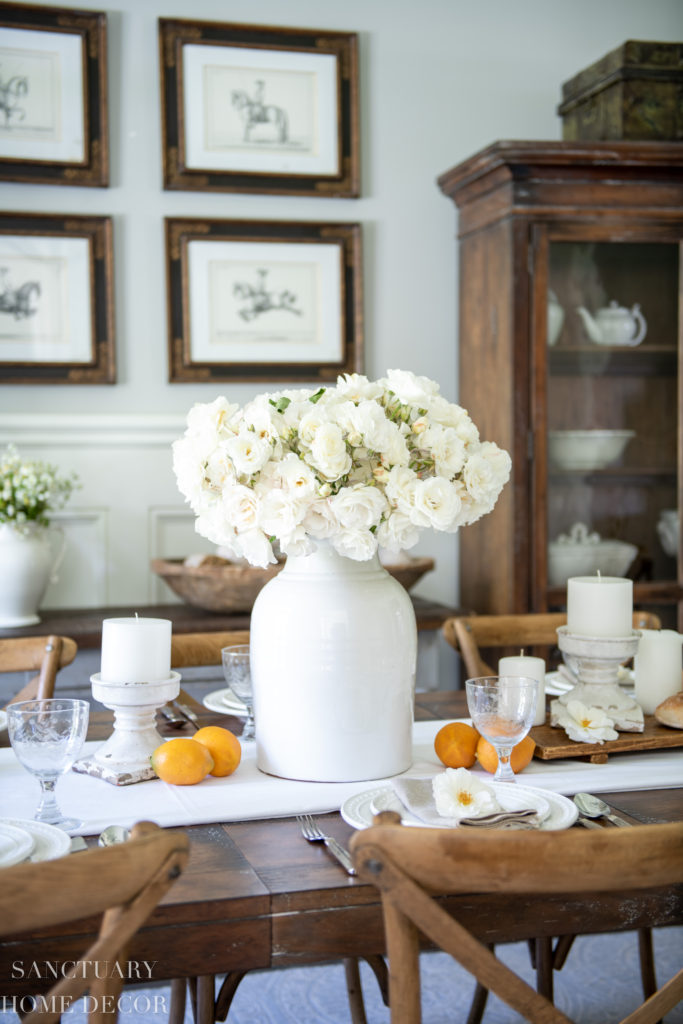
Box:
185, 396, 239, 441
302, 498, 339, 539
224, 430, 272, 477
383, 369, 440, 407
278, 452, 318, 495
332, 527, 378, 561
204, 445, 237, 493
298, 408, 328, 447
422, 425, 467, 479
236, 528, 277, 568
308, 422, 352, 481
411, 477, 461, 530
463, 443, 511, 501
376, 510, 421, 551
335, 373, 383, 402
331, 484, 387, 531
258, 489, 307, 539
222, 484, 260, 533
385, 466, 420, 513
278, 525, 316, 557
172, 436, 207, 506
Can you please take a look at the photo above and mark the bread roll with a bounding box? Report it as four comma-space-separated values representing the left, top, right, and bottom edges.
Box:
654, 692, 683, 729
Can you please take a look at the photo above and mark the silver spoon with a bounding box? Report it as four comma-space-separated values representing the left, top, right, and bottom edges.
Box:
98, 824, 131, 847
573, 792, 630, 828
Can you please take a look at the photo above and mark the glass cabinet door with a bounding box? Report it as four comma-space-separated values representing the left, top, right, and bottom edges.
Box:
544, 237, 680, 628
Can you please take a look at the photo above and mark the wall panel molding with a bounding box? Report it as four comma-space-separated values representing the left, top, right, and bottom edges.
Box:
0, 414, 186, 448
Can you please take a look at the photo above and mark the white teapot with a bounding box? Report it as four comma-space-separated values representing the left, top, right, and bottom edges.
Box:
547, 291, 564, 346
576, 301, 647, 347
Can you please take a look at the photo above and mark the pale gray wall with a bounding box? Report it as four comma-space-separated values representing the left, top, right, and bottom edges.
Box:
2, 0, 682, 623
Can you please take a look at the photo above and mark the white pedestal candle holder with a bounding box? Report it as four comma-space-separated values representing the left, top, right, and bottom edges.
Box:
73, 672, 181, 786
551, 627, 643, 732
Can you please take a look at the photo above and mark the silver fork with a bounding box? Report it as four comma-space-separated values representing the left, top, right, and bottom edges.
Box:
296, 814, 356, 876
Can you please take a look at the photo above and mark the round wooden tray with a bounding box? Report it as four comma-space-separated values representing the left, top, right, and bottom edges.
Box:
151, 555, 435, 613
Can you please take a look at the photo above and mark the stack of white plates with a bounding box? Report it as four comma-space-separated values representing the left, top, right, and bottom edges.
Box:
203, 687, 247, 717
0, 818, 71, 867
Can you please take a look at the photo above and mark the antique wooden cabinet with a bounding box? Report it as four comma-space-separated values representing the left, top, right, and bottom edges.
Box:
438, 140, 683, 628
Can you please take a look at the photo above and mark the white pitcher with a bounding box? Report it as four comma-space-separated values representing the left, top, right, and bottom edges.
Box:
0, 522, 66, 627
634, 629, 683, 715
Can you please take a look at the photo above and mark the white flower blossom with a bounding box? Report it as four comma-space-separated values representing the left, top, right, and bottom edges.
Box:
432, 768, 500, 821
563, 701, 619, 744
173, 371, 511, 567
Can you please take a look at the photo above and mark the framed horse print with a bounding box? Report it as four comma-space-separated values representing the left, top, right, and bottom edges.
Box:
159, 19, 359, 197
0, 4, 108, 187
0, 212, 115, 384
165, 218, 363, 383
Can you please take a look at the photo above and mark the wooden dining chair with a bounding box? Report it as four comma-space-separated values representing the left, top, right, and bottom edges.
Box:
351, 812, 683, 1024
0, 634, 78, 706
441, 609, 663, 1022
0, 820, 189, 1024
168, 629, 386, 1024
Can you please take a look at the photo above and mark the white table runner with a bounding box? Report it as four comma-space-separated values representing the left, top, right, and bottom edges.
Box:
0, 719, 681, 837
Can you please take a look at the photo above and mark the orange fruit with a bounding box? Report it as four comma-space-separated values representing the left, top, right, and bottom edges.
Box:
475, 734, 536, 775
193, 726, 242, 777
434, 721, 480, 769
150, 737, 214, 785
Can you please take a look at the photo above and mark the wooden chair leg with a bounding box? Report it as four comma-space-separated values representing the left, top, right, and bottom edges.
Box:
344, 958, 368, 1024
168, 979, 187, 1024
195, 975, 215, 1024
535, 936, 554, 1003
214, 971, 248, 1021
362, 955, 389, 1006
638, 927, 657, 999
465, 943, 493, 1024
552, 935, 575, 971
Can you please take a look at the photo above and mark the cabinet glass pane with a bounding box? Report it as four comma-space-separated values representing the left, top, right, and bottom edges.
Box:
546, 240, 679, 626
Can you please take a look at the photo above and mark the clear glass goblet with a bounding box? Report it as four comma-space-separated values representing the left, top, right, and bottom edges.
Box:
7, 698, 89, 830
221, 645, 254, 740
465, 676, 538, 783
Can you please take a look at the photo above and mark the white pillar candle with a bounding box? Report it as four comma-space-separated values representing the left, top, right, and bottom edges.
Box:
634, 629, 683, 715
566, 575, 633, 638
100, 617, 172, 683
498, 655, 547, 726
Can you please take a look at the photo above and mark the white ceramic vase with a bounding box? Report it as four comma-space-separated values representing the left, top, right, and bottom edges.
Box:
0, 523, 64, 627
250, 542, 417, 782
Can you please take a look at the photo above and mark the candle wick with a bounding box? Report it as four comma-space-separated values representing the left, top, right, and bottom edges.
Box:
597, 570, 602, 580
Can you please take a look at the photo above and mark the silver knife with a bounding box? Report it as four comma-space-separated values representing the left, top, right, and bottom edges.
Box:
323, 836, 357, 876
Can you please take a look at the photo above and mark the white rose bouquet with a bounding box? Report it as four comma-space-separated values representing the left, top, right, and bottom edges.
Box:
173, 369, 511, 568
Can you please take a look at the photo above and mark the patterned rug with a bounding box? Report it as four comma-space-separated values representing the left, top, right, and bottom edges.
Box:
3, 927, 680, 1022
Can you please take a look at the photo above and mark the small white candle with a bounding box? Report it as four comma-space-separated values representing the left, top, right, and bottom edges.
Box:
566, 575, 633, 638
498, 654, 547, 726
634, 629, 683, 715
100, 617, 172, 683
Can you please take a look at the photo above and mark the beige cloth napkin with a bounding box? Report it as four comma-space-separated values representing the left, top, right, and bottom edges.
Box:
391, 777, 541, 830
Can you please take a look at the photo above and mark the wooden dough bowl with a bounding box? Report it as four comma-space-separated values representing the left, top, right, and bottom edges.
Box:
151, 556, 435, 613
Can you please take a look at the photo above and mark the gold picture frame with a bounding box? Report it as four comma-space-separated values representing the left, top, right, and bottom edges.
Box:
0, 212, 115, 384
159, 18, 359, 197
0, 3, 108, 187
166, 218, 363, 383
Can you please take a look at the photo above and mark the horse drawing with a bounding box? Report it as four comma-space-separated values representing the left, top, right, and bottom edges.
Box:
233, 269, 302, 323
0, 275, 41, 320
231, 80, 289, 144
0, 73, 28, 128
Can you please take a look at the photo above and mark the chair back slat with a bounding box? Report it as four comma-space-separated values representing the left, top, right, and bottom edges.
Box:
1, 635, 78, 706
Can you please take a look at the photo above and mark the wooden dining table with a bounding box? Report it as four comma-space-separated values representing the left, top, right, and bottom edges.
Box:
1, 689, 682, 1024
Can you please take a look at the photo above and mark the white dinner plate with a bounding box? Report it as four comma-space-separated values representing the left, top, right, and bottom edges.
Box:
0, 822, 35, 868
0, 709, 7, 732
0, 818, 71, 862
342, 783, 577, 832
203, 687, 247, 717
371, 781, 551, 825
545, 667, 634, 697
